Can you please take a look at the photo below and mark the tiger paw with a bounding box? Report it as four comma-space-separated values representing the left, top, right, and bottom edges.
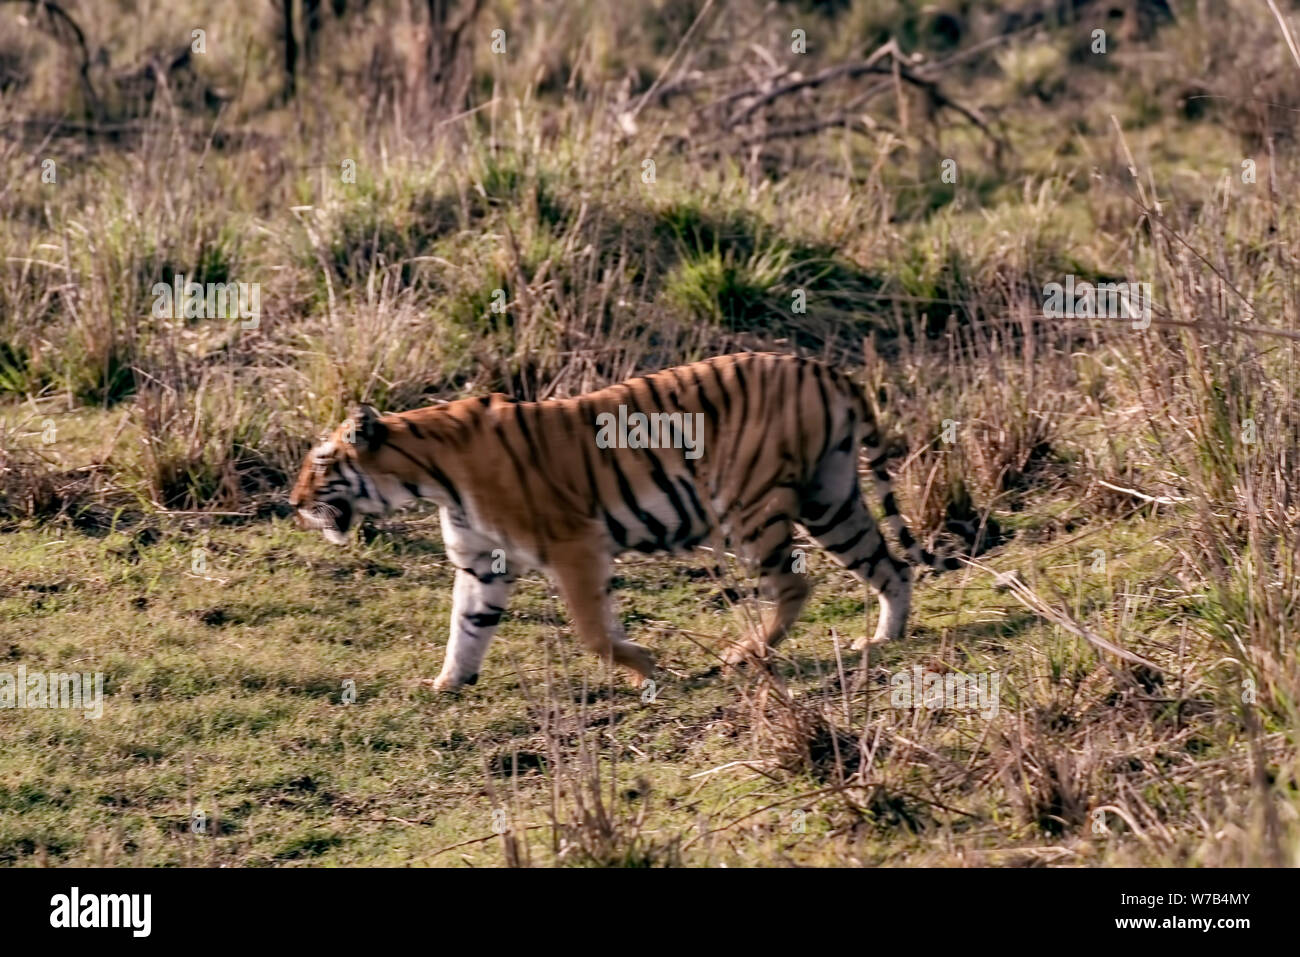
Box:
428, 672, 477, 692
614, 642, 656, 686
852, 634, 890, 652
721, 639, 768, 668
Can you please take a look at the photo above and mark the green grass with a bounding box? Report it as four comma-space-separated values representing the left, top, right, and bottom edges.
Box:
0, 491, 1274, 867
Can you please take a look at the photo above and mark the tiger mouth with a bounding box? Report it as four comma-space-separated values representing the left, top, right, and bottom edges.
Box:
298, 499, 352, 544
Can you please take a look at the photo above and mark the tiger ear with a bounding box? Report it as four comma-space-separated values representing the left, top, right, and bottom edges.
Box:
345, 404, 386, 450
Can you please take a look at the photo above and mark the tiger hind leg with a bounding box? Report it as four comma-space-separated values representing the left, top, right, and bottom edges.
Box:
549, 540, 655, 686
800, 490, 912, 650
722, 493, 812, 665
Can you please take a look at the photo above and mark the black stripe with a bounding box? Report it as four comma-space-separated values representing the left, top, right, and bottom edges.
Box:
516, 401, 577, 509
724, 359, 751, 477
791, 360, 807, 466
607, 450, 668, 548
514, 402, 545, 464
574, 399, 604, 517
604, 510, 630, 548
801, 499, 831, 521
804, 496, 857, 538
664, 369, 703, 476
342, 461, 380, 506
735, 357, 777, 503
761, 540, 793, 570
381, 441, 462, 508
811, 364, 833, 464
621, 385, 693, 544
465, 611, 503, 628
681, 367, 719, 430
826, 524, 869, 554
576, 398, 627, 547
462, 564, 509, 585
492, 418, 548, 562
702, 359, 731, 417
847, 538, 890, 571
677, 476, 709, 527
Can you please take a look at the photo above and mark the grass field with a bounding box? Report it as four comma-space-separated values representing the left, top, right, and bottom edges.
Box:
2, 0, 1299, 867
2, 476, 1236, 867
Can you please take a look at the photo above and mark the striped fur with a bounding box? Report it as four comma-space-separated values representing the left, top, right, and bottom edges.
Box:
289, 353, 958, 689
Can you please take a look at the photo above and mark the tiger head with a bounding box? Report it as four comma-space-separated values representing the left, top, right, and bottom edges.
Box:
289, 404, 392, 544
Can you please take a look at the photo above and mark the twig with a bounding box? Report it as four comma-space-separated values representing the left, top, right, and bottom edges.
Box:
423, 824, 547, 861
964, 557, 1162, 673
712, 40, 1006, 156
686, 760, 773, 780
624, 0, 718, 127
1267, 0, 1300, 75
1095, 479, 1188, 506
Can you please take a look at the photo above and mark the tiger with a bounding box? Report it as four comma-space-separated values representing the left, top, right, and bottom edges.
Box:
288, 352, 960, 691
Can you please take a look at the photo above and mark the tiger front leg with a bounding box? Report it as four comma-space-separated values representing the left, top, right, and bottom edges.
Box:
432, 564, 514, 691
